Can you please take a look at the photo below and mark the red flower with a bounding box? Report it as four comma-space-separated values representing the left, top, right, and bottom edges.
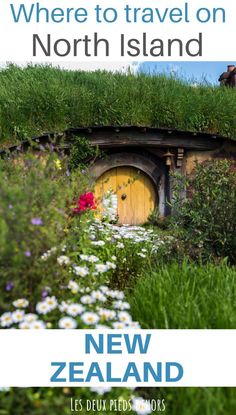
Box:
72, 192, 97, 214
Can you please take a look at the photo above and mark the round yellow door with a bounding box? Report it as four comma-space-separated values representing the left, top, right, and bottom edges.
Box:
95, 166, 157, 225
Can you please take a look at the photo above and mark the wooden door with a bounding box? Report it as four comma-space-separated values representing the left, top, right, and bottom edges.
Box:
95, 166, 157, 225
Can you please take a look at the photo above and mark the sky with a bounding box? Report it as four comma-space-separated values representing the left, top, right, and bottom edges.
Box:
138, 62, 229, 85
49, 61, 230, 85
1, 61, 231, 85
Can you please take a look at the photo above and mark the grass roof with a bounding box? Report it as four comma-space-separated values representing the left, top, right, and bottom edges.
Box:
0, 64, 236, 145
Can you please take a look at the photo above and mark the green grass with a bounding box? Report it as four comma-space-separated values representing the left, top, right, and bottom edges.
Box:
129, 262, 236, 329
142, 387, 236, 415
1, 64, 236, 145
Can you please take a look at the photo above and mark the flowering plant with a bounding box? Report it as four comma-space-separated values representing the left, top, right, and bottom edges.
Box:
101, 189, 118, 222
72, 192, 97, 214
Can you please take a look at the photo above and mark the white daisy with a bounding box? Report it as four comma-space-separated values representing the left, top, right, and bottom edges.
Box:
12, 310, 25, 323
90, 386, 112, 395
36, 301, 51, 315
80, 254, 89, 261
19, 321, 31, 329
24, 313, 38, 323
88, 255, 99, 263
12, 299, 29, 308
91, 291, 106, 302
98, 308, 116, 321
80, 295, 95, 305
0, 312, 13, 328
137, 253, 146, 258
57, 255, 70, 266
45, 296, 58, 311
107, 290, 125, 300
73, 266, 89, 277
99, 285, 109, 293
127, 321, 141, 329
95, 324, 110, 330
59, 301, 69, 313
59, 317, 77, 329
106, 261, 116, 270
30, 320, 46, 329
68, 280, 79, 294
95, 264, 109, 273
116, 242, 124, 249
67, 304, 85, 317
81, 312, 99, 325
112, 322, 126, 329
113, 301, 130, 310
91, 241, 105, 247
118, 311, 132, 323
132, 397, 152, 415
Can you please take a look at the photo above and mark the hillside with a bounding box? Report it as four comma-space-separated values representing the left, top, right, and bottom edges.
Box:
0, 64, 236, 145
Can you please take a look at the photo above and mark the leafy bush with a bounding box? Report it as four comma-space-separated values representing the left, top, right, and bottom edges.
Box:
0, 151, 89, 310
171, 160, 236, 263
142, 387, 236, 415
129, 262, 236, 329
68, 136, 100, 171
0, 387, 152, 415
1, 386, 236, 415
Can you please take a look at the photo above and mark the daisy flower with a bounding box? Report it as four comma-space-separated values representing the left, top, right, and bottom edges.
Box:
57, 255, 70, 266
68, 280, 79, 294
12, 310, 25, 323
90, 386, 112, 395
113, 301, 130, 310
81, 312, 99, 325
98, 308, 116, 321
112, 322, 126, 329
67, 304, 85, 317
132, 397, 152, 415
24, 313, 38, 323
30, 320, 46, 329
19, 322, 31, 329
45, 296, 58, 311
36, 301, 51, 315
73, 266, 89, 277
95, 264, 108, 273
12, 299, 29, 308
80, 295, 95, 305
91, 291, 106, 302
0, 312, 13, 328
59, 317, 77, 329
118, 311, 132, 324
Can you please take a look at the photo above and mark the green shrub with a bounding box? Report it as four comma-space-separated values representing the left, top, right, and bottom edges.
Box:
129, 262, 236, 329
0, 151, 89, 309
171, 160, 236, 263
0, 387, 143, 415
141, 387, 236, 415
68, 136, 100, 171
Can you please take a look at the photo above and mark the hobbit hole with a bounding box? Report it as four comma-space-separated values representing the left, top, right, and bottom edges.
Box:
1, 125, 236, 224
94, 166, 157, 225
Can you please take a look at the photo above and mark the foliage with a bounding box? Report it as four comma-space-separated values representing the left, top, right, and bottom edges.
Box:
148, 209, 171, 229
129, 261, 236, 329
141, 387, 236, 415
68, 136, 100, 171
1, 65, 236, 145
170, 160, 236, 263
0, 387, 149, 415
0, 151, 89, 310
1, 386, 236, 415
